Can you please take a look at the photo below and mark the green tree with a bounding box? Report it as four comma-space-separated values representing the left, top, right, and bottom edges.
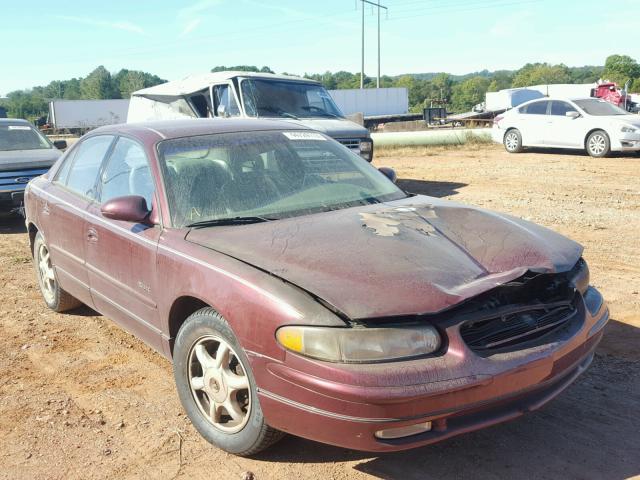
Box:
211, 65, 274, 74
80, 66, 116, 99
512, 63, 571, 87
603, 54, 640, 86
487, 71, 513, 91
113, 69, 165, 98
451, 76, 490, 112
62, 78, 82, 100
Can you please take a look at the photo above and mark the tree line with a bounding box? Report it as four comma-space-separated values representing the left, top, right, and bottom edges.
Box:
2, 54, 639, 121
0, 66, 165, 121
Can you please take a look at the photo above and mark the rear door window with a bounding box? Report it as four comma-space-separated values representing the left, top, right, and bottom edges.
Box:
550, 101, 578, 116
522, 101, 549, 115
64, 135, 115, 199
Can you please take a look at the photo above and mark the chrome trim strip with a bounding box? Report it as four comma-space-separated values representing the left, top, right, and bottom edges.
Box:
55, 265, 90, 290
85, 262, 157, 309
258, 388, 400, 423
91, 288, 163, 336
50, 244, 85, 266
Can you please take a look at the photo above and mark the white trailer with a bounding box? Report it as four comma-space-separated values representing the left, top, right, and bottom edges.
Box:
48, 99, 130, 130
328, 87, 408, 116
484, 89, 544, 112
527, 83, 596, 98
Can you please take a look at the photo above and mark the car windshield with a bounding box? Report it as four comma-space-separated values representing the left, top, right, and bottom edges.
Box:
240, 79, 344, 119
574, 99, 629, 116
158, 131, 405, 228
0, 124, 52, 151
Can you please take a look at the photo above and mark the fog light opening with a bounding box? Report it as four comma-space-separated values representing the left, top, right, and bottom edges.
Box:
375, 421, 432, 440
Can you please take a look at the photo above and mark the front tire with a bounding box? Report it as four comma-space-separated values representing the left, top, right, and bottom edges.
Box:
586, 130, 610, 158
173, 308, 284, 456
33, 232, 82, 312
504, 129, 523, 153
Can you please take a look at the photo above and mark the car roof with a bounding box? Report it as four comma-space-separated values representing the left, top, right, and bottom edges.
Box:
132, 71, 319, 97
0, 118, 34, 126
90, 118, 311, 141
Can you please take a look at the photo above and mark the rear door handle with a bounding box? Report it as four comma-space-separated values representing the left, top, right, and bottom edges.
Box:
87, 227, 98, 242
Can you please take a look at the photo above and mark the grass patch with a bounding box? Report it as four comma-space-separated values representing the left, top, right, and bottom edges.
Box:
375, 140, 495, 159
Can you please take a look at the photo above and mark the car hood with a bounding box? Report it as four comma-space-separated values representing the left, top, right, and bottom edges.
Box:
277, 118, 369, 139
186, 196, 582, 320
0, 148, 61, 172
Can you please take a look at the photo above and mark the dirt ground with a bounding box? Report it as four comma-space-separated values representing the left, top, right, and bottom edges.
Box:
1, 144, 639, 480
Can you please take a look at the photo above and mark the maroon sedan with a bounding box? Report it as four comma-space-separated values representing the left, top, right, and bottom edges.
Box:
24, 119, 609, 455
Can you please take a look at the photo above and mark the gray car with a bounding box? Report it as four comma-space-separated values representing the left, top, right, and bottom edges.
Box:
0, 119, 66, 213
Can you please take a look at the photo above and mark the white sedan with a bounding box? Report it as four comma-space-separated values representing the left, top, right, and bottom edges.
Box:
492, 97, 640, 157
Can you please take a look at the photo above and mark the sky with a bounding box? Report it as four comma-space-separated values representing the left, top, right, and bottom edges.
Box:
2, 0, 639, 95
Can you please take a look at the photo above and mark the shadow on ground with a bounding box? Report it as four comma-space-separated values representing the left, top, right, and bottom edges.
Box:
397, 179, 467, 198
256, 318, 640, 480
524, 147, 640, 159
0, 215, 26, 234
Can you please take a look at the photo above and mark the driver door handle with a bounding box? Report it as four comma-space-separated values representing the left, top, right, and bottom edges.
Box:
87, 227, 99, 243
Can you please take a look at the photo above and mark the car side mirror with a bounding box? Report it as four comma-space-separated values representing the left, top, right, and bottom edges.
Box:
101, 195, 155, 225
565, 111, 580, 119
217, 104, 228, 118
378, 167, 397, 184
53, 140, 67, 150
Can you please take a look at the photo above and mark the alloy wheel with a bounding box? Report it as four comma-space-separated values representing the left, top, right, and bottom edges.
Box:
37, 243, 56, 304
588, 134, 606, 156
188, 335, 251, 433
505, 132, 519, 151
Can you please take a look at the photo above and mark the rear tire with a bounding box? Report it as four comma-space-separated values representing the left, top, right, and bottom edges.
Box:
503, 129, 523, 153
33, 232, 82, 312
173, 308, 284, 456
586, 130, 610, 158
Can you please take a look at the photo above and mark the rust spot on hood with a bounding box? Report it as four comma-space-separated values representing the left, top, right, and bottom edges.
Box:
360, 205, 437, 237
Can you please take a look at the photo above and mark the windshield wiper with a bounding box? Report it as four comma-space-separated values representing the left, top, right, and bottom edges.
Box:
259, 106, 299, 120
186, 216, 276, 228
301, 106, 340, 119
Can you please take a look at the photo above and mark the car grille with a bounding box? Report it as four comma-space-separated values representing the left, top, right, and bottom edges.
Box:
460, 300, 578, 353
0, 168, 49, 192
337, 138, 361, 150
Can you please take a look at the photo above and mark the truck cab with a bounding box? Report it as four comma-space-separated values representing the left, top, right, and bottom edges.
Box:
127, 72, 373, 161
591, 82, 636, 112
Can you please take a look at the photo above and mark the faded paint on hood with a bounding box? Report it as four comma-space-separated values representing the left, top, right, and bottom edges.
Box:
278, 118, 369, 139
0, 148, 61, 172
186, 196, 582, 320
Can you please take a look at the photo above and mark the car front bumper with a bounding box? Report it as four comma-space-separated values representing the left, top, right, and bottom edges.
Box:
249, 287, 608, 452
612, 131, 640, 151
0, 168, 49, 212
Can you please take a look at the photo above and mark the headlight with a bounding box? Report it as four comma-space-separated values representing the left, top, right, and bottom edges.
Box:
359, 139, 373, 161
569, 258, 589, 294
359, 139, 373, 152
621, 125, 638, 133
276, 324, 441, 363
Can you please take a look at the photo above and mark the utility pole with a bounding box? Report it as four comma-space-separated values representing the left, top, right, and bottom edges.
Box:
361, 1, 365, 89
359, 0, 387, 89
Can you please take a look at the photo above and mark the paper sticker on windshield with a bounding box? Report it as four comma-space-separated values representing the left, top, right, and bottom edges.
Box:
283, 131, 326, 141
7, 126, 31, 130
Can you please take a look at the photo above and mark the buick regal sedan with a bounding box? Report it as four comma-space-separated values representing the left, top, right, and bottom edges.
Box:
24, 119, 609, 455
493, 97, 640, 157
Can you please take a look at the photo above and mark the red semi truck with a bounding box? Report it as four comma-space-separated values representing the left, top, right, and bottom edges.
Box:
591, 82, 637, 111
